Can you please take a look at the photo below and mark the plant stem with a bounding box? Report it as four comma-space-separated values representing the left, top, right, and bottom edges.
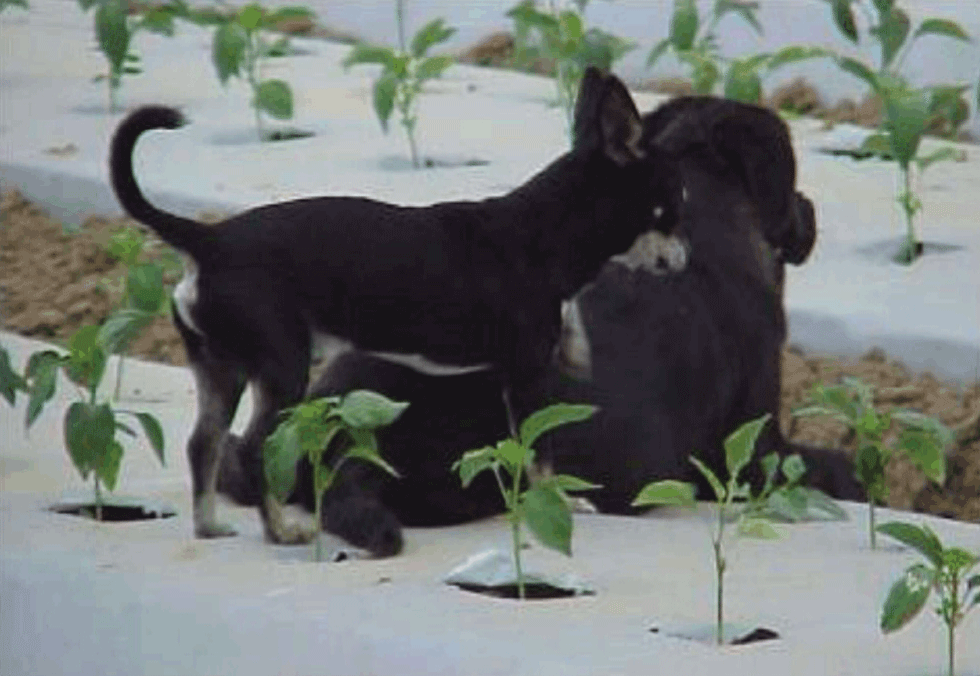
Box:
511, 513, 525, 600
901, 166, 916, 264
94, 476, 104, 522
948, 620, 955, 676
314, 490, 323, 562
246, 33, 264, 142
395, 0, 407, 54
869, 500, 877, 549
113, 357, 125, 401
713, 506, 726, 645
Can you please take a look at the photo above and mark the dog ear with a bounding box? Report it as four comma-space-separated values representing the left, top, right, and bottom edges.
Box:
572, 66, 607, 146
781, 192, 817, 265
707, 106, 796, 234
597, 74, 644, 165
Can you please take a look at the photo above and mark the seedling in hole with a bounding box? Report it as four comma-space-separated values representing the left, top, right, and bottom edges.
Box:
821, 0, 976, 264
507, 0, 634, 141
646, 0, 830, 104
98, 225, 178, 400
195, 2, 315, 141
264, 390, 406, 562
453, 403, 599, 600
746, 450, 848, 523
634, 414, 794, 646
77, 0, 187, 112
793, 376, 950, 548
0, 332, 165, 521
878, 521, 979, 676
343, 2, 455, 168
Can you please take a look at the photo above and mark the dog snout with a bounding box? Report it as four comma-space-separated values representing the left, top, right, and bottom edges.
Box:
613, 230, 689, 275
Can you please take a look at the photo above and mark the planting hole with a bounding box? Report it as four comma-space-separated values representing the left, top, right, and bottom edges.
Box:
650, 624, 780, 646
450, 581, 591, 600
263, 128, 316, 143
52, 502, 176, 522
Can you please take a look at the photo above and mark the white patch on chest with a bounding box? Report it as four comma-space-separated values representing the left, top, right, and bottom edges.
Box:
312, 331, 493, 377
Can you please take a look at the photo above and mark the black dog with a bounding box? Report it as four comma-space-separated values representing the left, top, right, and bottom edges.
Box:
217, 96, 861, 556
110, 67, 684, 544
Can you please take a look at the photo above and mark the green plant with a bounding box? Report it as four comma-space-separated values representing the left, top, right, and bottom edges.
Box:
633, 414, 791, 645
77, 0, 186, 112
646, 0, 829, 103
793, 376, 951, 548
0, 0, 29, 12
195, 2, 315, 141
342, 3, 455, 168
98, 225, 178, 400
746, 450, 849, 522
453, 403, 599, 600
264, 390, 407, 561
507, 0, 633, 141
878, 521, 979, 676
0, 331, 165, 521
821, 0, 976, 264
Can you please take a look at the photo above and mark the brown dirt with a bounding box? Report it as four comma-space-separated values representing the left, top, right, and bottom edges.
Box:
2, 190, 978, 524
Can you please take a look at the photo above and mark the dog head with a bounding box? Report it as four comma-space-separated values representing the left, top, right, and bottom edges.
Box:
643, 97, 816, 270
571, 67, 684, 240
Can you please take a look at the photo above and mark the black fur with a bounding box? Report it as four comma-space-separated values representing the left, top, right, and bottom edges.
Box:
218, 97, 862, 554
111, 67, 682, 545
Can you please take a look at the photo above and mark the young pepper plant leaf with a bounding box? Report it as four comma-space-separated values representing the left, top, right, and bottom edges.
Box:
519, 403, 597, 450
0, 346, 27, 406
522, 482, 573, 556
632, 479, 697, 508
213, 22, 248, 85
254, 79, 293, 120
880, 563, 935, 633
454, 446, 496, 488
409, 17, 455, 58
25, 351, 63, 428
335, 390, 409, 430
877, 521, 944, 566
264, 422, 304, 502
131, 411, 165, 466
64, 402, 115, 480
912, 18, 971, 43
670, 0, 699, 51
97, 439, 125, 491
723, 413, 771, 479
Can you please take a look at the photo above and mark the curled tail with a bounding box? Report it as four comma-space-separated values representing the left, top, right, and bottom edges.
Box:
110, 106, 211, 260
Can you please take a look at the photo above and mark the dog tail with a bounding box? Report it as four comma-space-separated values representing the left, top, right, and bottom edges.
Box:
110, 106, 211, 260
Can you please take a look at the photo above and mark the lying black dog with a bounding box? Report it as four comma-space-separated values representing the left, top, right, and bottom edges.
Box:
110, 67, 683, 544
218, 96, 862, 556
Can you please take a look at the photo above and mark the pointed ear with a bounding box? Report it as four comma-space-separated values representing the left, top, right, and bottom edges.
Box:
781, 192, 817, 265
572, 66, 607, 145
597, 74, 644, 165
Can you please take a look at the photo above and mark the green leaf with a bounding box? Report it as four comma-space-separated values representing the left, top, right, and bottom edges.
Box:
632, 479, 697, 508
716, 0, 762, 34
827, 0, 858, 43
870, 0, 893, 14
836, 56, 879, 91
870, 7, 910, 70
766, 488, 809, 522
855, 443, 888, 498
690, 455, 725, 501
896, 429, 946, 485
800, 487, 849, 521
880, 563, 935, 633
410, 17, 455, 58
95, 0, 130, 72
859, 132, 895, 159
545, 474, 601, 492
25, 351, 62, 428
781, 454, 807, 485
314, 463, 334, 496
558, 9, 583, 47
0, 346, 27, 406
415, 54, 453, 81
792, 404, 851, 426
98, 308, 154, 355
519, 403, 597, 450
842, 376, 875, 412
739, 517, 780, 539
263, 421, 303, 502
877, 521, 944, 567
267, 5, 315, 26
646, 37, 671, 69
213, 22, 247, 85
760, 452, 780, 491
670, 0, 699, 51
495, 438, 528, 472
132, 412, 165, 466
343, 43, 398, 70
724, 58, 762, 103
66, 326, 107, 392
335, 390, 408, 430
767, 44, 832, 71
96, 439, 124, 491
77, 0, 98, 10
454, 446, 495, 488
127, 262, 165, 313
115, 420, 136, 437
139, 8, 177, 37
912, 18, 971, 44
372, 70, 398, 132
883, 87, 930, 169
522, 483, 573, 556
723, 414, 770, 480
679, 50, 720, 94
237, 3, 263, 31
64, 402, 115, 480
255, 79, 293, 120
943, 547, 979, 573
506, 3, 560, 33
344, 441, 400, 479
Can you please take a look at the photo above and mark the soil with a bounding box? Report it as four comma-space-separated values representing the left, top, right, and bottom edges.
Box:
2, 190, 979, 524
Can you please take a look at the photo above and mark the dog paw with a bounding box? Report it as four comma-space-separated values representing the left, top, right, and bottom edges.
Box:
195, 521, 238, 538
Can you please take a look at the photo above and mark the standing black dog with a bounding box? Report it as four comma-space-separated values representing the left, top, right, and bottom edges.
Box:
217, 96, 862, 557
110, 67, 684, 544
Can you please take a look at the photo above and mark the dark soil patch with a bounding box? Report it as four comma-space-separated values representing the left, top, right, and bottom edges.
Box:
2, 190, 978, 523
